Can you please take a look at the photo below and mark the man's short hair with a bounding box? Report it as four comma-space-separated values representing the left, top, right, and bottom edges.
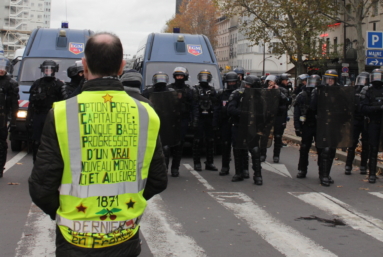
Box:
84, 32, 123, 77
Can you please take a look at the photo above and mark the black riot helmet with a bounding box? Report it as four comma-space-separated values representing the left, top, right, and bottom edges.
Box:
297, 74, 309, 85
0, 57, 12, 75
198, 69, 212, 83
245, 75, 262, 88
322, 69, 338, 86
225, 71, 238, 90
152, 71, 169, 85
355, 72, 369, 86
370, 69, 383, 84
67, 60, 84, 78
278, 73, 290, 84
234, 67, 245, 81
307, 75, 321, 88
40, 60, 59, 77
173, 67, 189, 81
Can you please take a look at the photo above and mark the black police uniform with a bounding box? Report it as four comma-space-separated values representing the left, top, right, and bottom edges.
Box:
360, 78, 383, 183
27, 77, 64, 162
192, 81, 219, 171
167, 79, 195, 176
0, 74, 19, 177
294, 85, 317, 178
345, 78, 369, 175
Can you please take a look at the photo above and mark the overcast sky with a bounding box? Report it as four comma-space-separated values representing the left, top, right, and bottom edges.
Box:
50, 0, 176, 57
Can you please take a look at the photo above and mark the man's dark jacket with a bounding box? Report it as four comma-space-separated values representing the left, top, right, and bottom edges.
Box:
28, 78, 168, 257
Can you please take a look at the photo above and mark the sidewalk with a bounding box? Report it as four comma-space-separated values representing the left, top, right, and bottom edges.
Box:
283, 111, 383, 173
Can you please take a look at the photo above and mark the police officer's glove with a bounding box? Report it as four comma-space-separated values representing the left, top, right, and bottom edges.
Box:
295, 130, 302, 137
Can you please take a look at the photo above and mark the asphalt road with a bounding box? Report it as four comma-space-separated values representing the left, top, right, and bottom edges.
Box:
1, 140, 383, 257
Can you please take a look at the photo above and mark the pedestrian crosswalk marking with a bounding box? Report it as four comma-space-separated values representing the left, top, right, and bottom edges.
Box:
209, 192, 337, 257
263, 162, 292, 178
184, 164, 215, 190
369, 192, 383, 199
5, 151, 28, 173
290, 192, 383, 243
141, 195, 207, 257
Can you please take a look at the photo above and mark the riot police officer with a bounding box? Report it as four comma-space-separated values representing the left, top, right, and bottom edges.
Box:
234, 67, 245, 87
142, 72, 179, 173
193, 70, 219, 171
0, 57, 19, 177
62, 60, 84, 99
345, 72, 369, 175
360, 69, 383, 183
27, 60, 64, 162
311, 69, 345, 186
293, 74, 309, 96
167, 67, 195, 177
260, 74, 290, 163
217, 71, 239, 176
294, 75, 320, 179
228, 76, 261, 183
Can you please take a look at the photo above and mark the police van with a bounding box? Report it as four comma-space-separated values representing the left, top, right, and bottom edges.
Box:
11, 27, 93, 151
133, 33, 222, 90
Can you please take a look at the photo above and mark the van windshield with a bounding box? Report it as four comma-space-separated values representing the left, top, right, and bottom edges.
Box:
145, 62, 221, 89
19, 58, 81, 83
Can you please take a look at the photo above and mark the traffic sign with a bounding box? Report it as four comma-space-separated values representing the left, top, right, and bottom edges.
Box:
366, 58, 383, 66
341, 73, 349, 77
342, 67, 349, 73
367, 31, 383, 49
366, 49, 383, 58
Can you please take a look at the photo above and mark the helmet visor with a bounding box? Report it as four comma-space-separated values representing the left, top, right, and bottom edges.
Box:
371, 72, 383, 82
199, 74, 210, 82
307, 77, 319, 87
0, 60, 10, 73
42, 66, 55, 77
355, 76, 367, 86
154, 74, 168, 84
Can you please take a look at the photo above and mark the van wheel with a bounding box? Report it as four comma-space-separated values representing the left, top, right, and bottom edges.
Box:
11, 140, 22, 152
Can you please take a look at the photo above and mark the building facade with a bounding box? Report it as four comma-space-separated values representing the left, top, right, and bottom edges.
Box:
0, 0, 51, 58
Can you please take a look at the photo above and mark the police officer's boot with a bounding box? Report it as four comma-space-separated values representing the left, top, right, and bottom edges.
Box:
163, 146, 170, 170
319, 148, 331, 187
219, 141, 231, 176
171, 142, 184, 177
250, 147, 263, 185
242, 149, 249, 179
231, 149, 243, 182
360, 141, 369, 175
368, 147, 378, 183
327, 149, 335, 184
297, 144, 308, 178
260, 147, 267, 162
205, 139, 218, 171
193, 139, 202, 171
345, 147, 355, 175
273, 135, 282, 163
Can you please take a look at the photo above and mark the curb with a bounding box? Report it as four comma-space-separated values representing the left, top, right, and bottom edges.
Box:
283, 134, 383, 172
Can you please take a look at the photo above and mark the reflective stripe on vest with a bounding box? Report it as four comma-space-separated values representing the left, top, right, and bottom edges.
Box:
53, 91, 160, 248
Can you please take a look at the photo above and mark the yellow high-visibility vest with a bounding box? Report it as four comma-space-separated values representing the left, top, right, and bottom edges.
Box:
53, 90, 160, 248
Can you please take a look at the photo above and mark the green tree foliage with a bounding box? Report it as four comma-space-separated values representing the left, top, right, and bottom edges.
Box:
215, 0, 342, 74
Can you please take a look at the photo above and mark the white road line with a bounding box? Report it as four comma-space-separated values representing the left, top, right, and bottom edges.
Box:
263, 161, 292, 178
5, 151, 28, 173
290, 192, 383, 243
369, 192, 383, 200
209, 192, 336, 257
183, 164, 215, 190
15, 203, 56, 257
140, 195, 207, 257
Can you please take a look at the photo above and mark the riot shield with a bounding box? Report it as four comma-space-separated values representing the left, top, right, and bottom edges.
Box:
236, 88, 280, 149
316, 86, 355, 148
149, 91, 180, 147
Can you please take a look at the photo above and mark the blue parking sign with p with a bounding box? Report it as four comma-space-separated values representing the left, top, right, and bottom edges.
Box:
367, 31, 383, 49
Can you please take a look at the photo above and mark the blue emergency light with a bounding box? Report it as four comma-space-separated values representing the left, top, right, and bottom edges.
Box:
61, 21, 69, 29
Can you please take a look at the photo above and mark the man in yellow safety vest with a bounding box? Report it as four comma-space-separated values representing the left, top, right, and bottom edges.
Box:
29, 32, 168, 257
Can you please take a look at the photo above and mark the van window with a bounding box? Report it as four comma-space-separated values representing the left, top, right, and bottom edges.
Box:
19, 58, 81, 83
145, 62, 221, 89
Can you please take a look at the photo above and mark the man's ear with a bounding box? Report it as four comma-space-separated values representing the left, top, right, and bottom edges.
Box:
118, 60, 126, 76
82, 57, 89, 79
